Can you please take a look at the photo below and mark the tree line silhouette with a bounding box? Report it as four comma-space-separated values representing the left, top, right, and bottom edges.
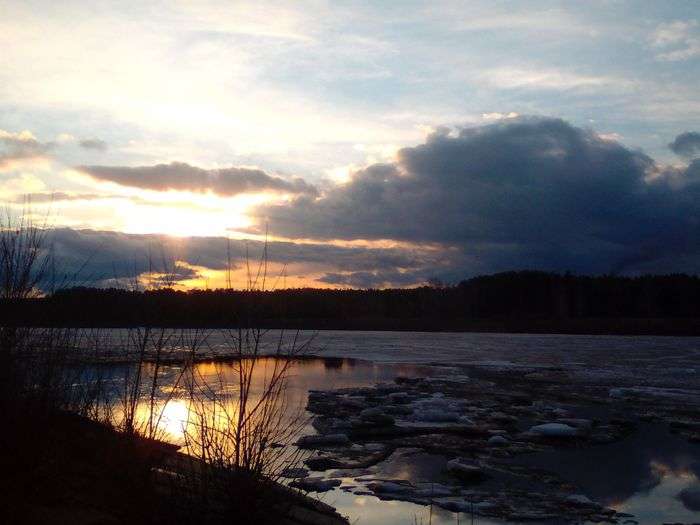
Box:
3, 271, 700, 334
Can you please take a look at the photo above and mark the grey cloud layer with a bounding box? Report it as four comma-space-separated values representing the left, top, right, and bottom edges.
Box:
317, 269, 428, 288
669, 131, 700, 158
79, 139, 108, 151
77, 162, 317, 196
48, 228, 439, 288
254, 117, 700, 276
0, 131, 52, 169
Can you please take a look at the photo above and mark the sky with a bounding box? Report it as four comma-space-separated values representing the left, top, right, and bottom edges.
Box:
1, 0, 700, 289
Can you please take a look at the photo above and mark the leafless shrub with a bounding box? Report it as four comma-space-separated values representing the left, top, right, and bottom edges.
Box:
1, 211, 320, 523
183, 330, 311, 473
0, 206, 50, 301
154, 241, 315, 522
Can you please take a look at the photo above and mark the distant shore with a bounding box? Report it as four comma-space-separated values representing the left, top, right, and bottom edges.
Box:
5, 271, 700, 336
14, 317, 700, 337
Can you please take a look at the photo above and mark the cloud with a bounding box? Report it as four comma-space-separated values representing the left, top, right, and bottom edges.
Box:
317, 269, 427, 288
45, 228, 440, 288
650, 20, 700, 61
669, 131, 700, 158
477, 67, 622, 91
597, 132, 623, 142
79, 139, 108, 151
0, 129, 53, 170
76, 162, 318, 197
253, 117, 700, 276
482, 112, 519, 121
56, 133, 76, 144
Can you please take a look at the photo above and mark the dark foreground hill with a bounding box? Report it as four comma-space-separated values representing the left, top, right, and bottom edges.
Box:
3, 271, 700, 335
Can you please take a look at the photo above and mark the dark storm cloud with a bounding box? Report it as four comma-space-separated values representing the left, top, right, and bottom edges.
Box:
254, 117, 700, 276
669, 131, 700, 158
76, 162, 318, 196
79, 139, 108, 151
46, 228, 439, 288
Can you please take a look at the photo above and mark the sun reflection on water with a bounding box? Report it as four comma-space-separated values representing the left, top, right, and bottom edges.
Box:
610, 460, 700, 524
159, 399, 190, 440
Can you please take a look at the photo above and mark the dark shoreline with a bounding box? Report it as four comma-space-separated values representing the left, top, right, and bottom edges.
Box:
241, 316, 700, 336
3, 406, 348, 525
19, 317, 700, 337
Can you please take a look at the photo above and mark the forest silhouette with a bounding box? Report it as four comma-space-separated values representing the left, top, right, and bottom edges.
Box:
4, 271, 700, 334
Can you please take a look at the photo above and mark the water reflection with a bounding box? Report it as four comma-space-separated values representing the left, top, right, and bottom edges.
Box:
612, 464, 699, 523
512, 423, 700, 507
123, 357, 435, 446
153, 399, 187, 438
326, 490, 501, 525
